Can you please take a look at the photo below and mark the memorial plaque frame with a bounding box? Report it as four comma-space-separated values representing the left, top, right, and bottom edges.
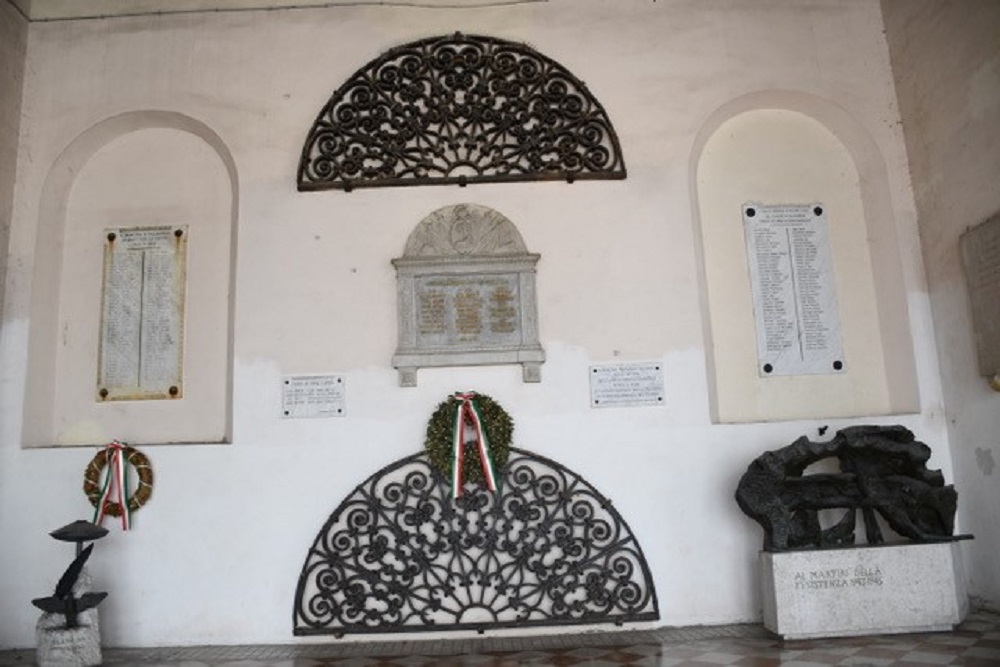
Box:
97, 225, 186, 402
743, 203, 845, 377
281, 374, 346, 419
392, 204, 544, 386
960, 211, 1000, 388
589, 361, 665, 408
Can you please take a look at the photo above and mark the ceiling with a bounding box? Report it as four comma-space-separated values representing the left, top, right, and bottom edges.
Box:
10, 0, 542, 21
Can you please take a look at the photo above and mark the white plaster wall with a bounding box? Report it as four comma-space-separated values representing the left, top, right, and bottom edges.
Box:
0, 0, 951, 648
882, 0, 1000, 610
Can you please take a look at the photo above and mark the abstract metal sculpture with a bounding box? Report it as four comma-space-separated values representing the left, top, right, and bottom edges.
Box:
298, 33, 626, 191
32, 521, 109, 629
294, 448, 658, 636
735, 425, 959, 551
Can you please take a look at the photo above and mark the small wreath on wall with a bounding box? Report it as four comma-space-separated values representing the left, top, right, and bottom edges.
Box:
83, 442, 153, 518
425, 392, 512, 488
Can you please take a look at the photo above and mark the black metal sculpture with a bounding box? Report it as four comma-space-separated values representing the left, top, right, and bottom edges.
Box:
735, 425, 959, 551
294, 448, 658, 636
32, 521, 109, 628
298, 32, 626, 191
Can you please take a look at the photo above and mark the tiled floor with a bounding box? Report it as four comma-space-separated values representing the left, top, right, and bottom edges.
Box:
3, 610, 998, 666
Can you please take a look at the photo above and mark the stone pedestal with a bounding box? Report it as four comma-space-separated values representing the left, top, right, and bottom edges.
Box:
36, 610, 101, 667
36, 567, 102, 667
761, 542, 968, 639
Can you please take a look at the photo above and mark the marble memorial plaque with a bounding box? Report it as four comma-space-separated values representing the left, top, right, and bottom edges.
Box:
282, 375, 346, 418
415, 274, 521, 348
392, 204, 544, 386
589, 361, 664, 408
960, 212, 1000, 379
743, 203, 845, 377
97, 226, 186, 401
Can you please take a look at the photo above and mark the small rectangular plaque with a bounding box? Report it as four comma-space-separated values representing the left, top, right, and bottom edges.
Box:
960, 212, 1000, 377
590, 361, 664, 408
282, 375, 346, 419
97, 226, 186, 401
743, 203, 845, 377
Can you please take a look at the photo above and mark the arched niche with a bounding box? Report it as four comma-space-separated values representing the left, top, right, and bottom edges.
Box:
297, 32, 626, 191
22, 111, 238, 447
690, 92, 919, 423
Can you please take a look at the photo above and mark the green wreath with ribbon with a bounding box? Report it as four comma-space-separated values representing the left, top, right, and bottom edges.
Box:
83, 441, 152, 531
425, 392, 512, 497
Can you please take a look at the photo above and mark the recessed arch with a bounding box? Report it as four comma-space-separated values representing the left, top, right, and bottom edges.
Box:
688, 91, 919, 422
23, 110, 239, 446
297, 33, 626, 192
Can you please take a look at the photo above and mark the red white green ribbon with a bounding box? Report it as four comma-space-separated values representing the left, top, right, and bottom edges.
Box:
93, 440, 131, 531
451, 392, 499, 498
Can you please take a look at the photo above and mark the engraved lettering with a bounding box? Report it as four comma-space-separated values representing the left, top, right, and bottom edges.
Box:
98, 226, 186, 401
792, 566, 884, 590
489, 285, 518, 334
418, 290, 446, 335
590, 362, 664, 408
744, 204, 844, 375
413, 274, 522, 347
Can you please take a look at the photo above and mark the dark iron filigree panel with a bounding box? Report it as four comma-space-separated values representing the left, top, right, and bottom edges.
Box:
293, 448, 658, 636
297, 33, 626, 192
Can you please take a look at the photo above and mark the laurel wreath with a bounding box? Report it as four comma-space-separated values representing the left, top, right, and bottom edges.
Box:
425, 393, 512, 483
83, 445, 154, 517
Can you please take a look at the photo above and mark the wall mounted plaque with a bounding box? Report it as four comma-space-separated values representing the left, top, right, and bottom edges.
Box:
97, 226, 186, 401
589, 361, 665, 408
281, 374, 346, 419
392, 204, 544, 386
743, 203, 845, 377
960, 211, 1000, 385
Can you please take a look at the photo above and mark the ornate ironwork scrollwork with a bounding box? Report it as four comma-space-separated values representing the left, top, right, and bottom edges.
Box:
297, 33, 626, 191
293, 448, 658, 636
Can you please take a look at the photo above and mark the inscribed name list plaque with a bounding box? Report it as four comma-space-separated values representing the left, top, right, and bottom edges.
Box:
589, 362, 664, 408
282, 375, 346, 418
960, 212, 1000, 383
415, 274, 521, 348
743, 203, 845, 377
392, 204, 544, 387
97, 226, 186, 401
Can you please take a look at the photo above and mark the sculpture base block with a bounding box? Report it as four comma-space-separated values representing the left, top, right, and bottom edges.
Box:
36, 610, 101, 667
761, 542, 968, 640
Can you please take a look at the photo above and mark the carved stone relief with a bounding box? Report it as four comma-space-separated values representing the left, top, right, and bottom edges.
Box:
392, 204, 544, 386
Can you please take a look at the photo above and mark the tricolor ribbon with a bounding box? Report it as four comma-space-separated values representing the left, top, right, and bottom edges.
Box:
451, 392, 499, 499
93, 440, 131, 531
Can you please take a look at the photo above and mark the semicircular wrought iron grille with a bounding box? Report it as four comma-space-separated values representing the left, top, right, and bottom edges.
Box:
297, 33, 627, 192
293, 448, 658, 636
